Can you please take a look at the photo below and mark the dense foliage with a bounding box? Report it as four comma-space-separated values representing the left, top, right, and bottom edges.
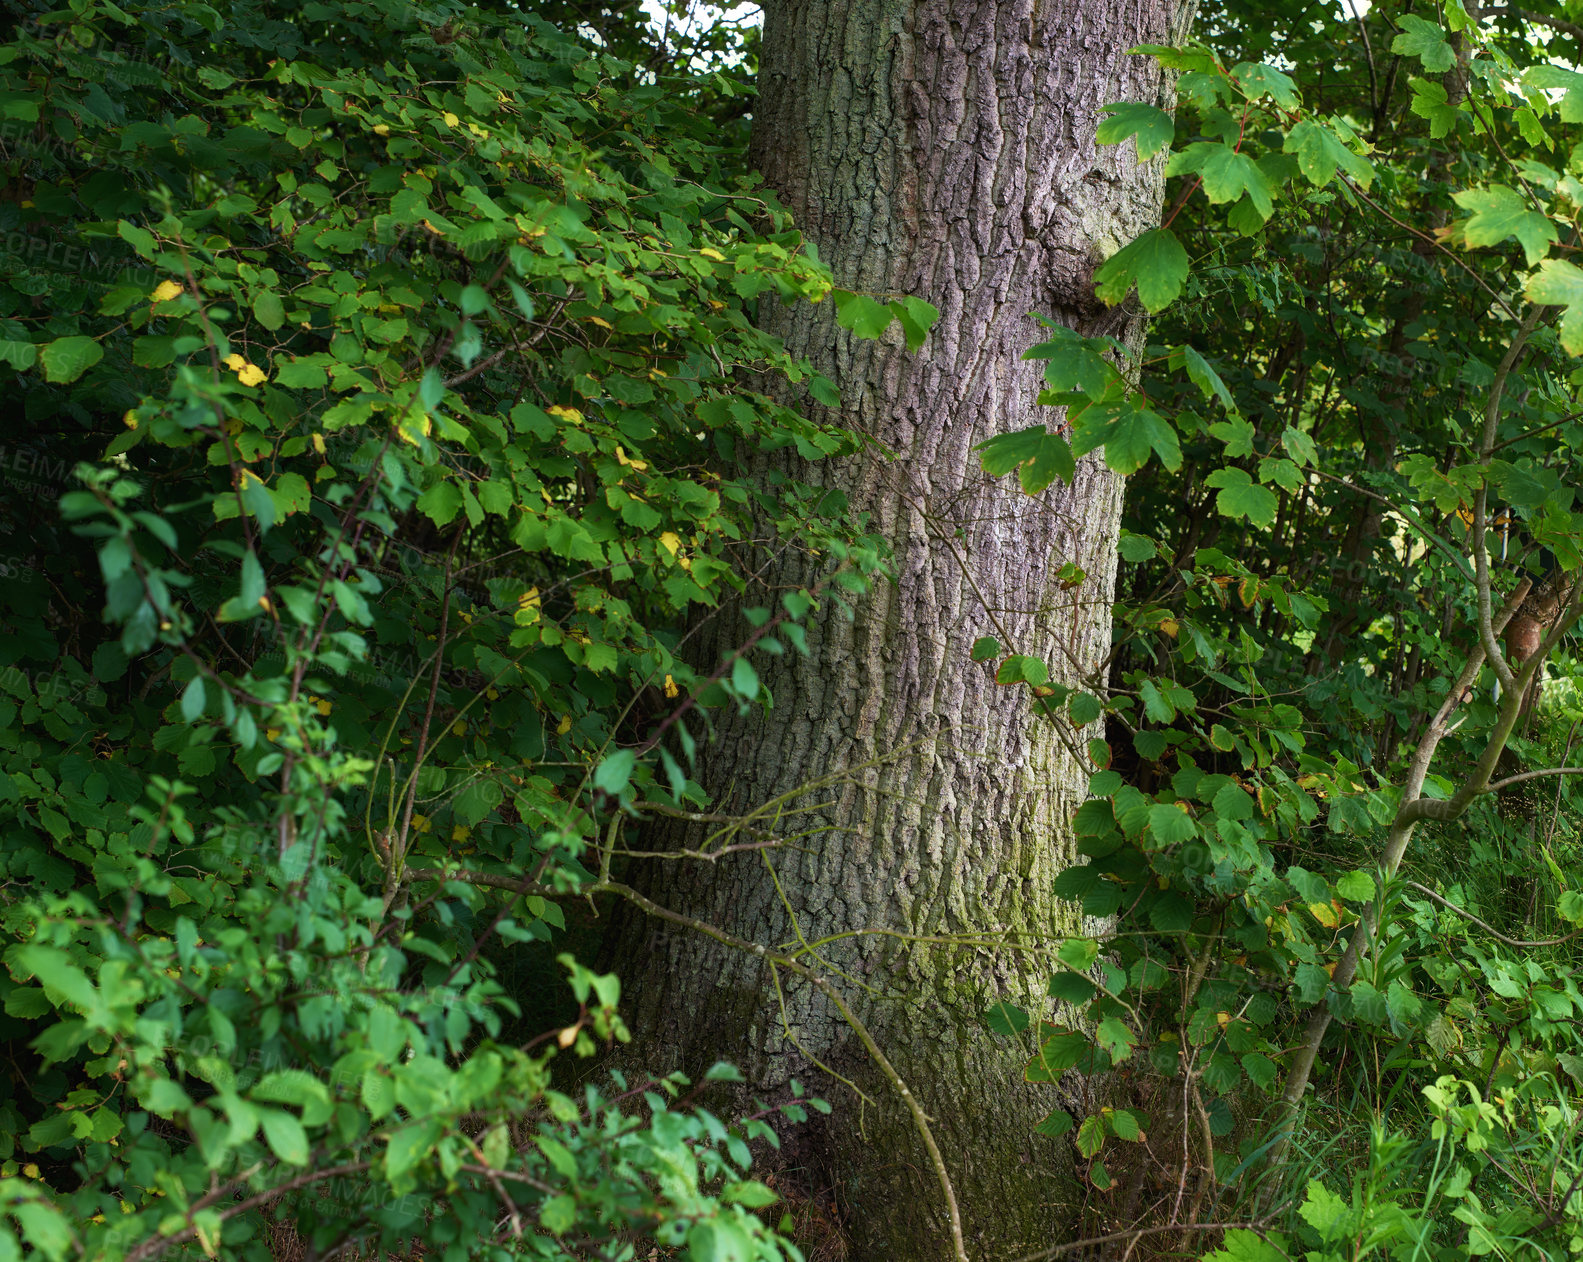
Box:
5, 0, 1583, 1258
0, 0, 934, 1257
972, 1, 1583, 1256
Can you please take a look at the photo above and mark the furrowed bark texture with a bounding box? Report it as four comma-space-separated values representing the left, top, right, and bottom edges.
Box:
619, 1, 1181, 1256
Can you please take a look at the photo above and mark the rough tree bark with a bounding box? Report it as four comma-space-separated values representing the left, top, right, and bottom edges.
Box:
616, 1, 1188, 1256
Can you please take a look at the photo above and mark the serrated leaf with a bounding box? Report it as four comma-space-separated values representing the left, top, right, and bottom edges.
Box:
1527, 258, 1583, 353
1167, 143, 1273, 216
887, 296, 939, 351
1025, 1029, 1088, 1081
1391, 14, 1455, 73
1096, 101, 1175, 162
1203, 466, 1279, 526
834, 290, 893, 339
1409, 77, 1458, 138
1148, 802, 1196, 845
975, 425, 1075, 493
970, 636, 1001, 662
1034, 1108, 1073, 1137
1232, 62, 1299, 109
1076, 1113, 1107, 1158
1093, 228, 1189, 313
1284, 119, 1372, 189
1454, 185, 1557, 267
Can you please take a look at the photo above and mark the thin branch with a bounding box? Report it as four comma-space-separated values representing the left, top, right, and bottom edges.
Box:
1402, 880, 1582, 948
1485, 765, 1583, 794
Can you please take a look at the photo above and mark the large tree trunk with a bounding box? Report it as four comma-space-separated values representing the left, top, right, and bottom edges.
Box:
616, 1, 1185, 1256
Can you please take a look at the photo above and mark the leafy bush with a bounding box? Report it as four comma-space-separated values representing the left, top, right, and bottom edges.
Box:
0, 0, 914, 1256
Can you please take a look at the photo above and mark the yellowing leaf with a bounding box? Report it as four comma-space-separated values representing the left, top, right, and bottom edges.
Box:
546, 405, 583, 424
557, 715, 572, 735
658, 532, 681, 556
452, 825, 470, 842
150, 280, 183, 302
442, 111, 460, 126
698, 247, 726, 261
373, 123, 391, 136
664, 674, 678, 698
1309, 901, 1339, 927
123, 410, 139, 430
311, 433, 326, 455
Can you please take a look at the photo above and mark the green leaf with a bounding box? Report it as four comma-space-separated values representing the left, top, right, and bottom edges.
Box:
386, 1118, 442, 1183
539, 1194, 576, 1235
996, 655, 1049, 686
1298, 1179, 1354, 1242
1409, 77, 1458, 138
730, 656, 760, 701
1026, 1028, 1088, 1081
975, 425, 1075, 493
1047, 972, 1097, 1004
1454, 185, 1557, 267
1070, 403, 1181, 475
1391, 14, 1455, 73
1148, 803, 1196, 845
1093, 228, 1189, 313
722, 1180, 779, 1208
1076, 1112, 1107, 1158
887, 296, 939, 351
1057, 937, 1098, 970
1178, 348, 1236, 415
834, 291, 894, 339
1149, 890, 1194, 932
1526, 259, 1583, 354
1033, 1108, 1074, 1137
1334, 870, 1375, 901
260, 1109, 309, 1165
593, 748, 637, 796
16, 946, 95, 1011
39, 335, 104, 383
180, 676, 206, 723
253, 290, 286, 330
983, 1001, 1030, 1036
361, 1069, 395, 1120
1283, 119, 1372, 189
1240, 1051, 1277, 1090
1069, 692, 1103, 725
1232, 62, 1299, 109
1095, 1017, 1136, 1061
1527, 64, 1583, 122
1108, 1108, 1142, 1141
1167, 143, 1273, 216
0, 340, 37, 370
1096, 101, 1175, 162
1203, 466, 1279, 526
970, 636, 1001, 661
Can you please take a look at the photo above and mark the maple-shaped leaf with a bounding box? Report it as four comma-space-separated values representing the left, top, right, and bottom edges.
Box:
1527, 258, 1583, 353
1204, 466, 1279, 526
1096, 101, 1175, 162
1093, 228, 1189, 313
1453, 185, 1557, 267
1391, 14, 1455, 72
1283, 119, 1372, 189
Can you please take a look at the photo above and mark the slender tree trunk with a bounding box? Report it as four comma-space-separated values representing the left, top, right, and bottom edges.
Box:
616, 1, 1186, 1256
